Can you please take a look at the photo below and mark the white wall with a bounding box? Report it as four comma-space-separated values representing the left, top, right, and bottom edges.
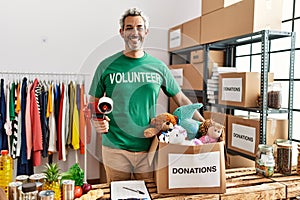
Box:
0, 0, 201, 180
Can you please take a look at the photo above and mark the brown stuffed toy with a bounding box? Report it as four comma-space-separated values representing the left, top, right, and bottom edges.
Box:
144, 113, 178, 138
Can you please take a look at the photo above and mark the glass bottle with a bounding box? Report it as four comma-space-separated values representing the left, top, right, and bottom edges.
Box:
256, 144, 275, 177
0, 150, 13, 198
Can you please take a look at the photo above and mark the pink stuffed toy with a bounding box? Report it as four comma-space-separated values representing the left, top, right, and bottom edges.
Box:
198, 120, 225, 144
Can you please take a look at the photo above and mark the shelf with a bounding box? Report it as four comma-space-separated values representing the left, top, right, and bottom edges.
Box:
208, 30, 293, 48
207, 103, 288, 114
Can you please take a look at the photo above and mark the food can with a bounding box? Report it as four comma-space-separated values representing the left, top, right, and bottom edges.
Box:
38, 190, 55, 200
61, 180, 75, 200
16, 175, 29, 184
29, 173, 46, 183
8, 182, 22, 200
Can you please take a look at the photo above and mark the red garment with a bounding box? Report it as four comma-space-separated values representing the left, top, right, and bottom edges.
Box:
79, 84, 85, 154
57, 84, 64, 160
85, 95, 91, 145
30, 79, 43, 166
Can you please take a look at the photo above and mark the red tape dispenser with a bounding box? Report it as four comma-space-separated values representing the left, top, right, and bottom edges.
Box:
89, 97, 113, 120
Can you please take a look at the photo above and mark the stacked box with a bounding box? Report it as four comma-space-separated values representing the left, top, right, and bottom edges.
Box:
201, 0, 283, 44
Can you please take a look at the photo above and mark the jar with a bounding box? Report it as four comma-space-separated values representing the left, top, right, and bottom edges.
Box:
268, 82, 282, 109
274, 139, 289, 172
256, 144, 275, 177
297, 144, 300, 175
277, 141, 293, 175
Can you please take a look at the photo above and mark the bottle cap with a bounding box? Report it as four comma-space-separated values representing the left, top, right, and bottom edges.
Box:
1, 150, 9, 155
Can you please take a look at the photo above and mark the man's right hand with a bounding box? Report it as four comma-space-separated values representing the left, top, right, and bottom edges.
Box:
91, 115, 110, 133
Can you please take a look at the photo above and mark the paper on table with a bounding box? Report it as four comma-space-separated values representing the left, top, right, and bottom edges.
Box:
110, 180, 151, 200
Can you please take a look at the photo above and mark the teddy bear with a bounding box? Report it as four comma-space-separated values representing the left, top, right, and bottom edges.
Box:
197, 119, 225, 144
144, 112, 178, 138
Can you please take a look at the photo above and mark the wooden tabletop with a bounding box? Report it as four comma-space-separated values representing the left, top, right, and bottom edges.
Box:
92, 167, 300, 199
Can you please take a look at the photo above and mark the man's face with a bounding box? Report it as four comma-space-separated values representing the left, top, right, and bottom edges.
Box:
120, 16, 148, 51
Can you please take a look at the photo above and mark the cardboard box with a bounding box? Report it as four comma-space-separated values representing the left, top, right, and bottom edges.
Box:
227, 115, 288, 158
201, 0, 283, 44
190, 50, 225, 65
227, 153, 255, 169
203, 111, 227, 127
150, 137, 226, 194
182, 17, 201, 49
202, 0, 242, 15
168, 24, 183, 51
218, 72, 274, 108
169, 64, 204, 90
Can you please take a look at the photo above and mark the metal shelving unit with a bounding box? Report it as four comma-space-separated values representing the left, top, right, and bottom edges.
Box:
169, 30, 295, 159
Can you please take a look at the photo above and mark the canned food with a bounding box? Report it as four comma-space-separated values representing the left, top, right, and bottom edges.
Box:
38, 190, 55, 200
29, 173, 46, 183
8, 182, 22, 200
61, 180, 75, 200
16, 175, 29, 184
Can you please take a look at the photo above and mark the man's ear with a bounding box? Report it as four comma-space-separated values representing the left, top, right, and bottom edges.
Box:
119, 29, 124, 38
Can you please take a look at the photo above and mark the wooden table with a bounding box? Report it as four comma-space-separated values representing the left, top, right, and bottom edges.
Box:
92, 167, 300, 199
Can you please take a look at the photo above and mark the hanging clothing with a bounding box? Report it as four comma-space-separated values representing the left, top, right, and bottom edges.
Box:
48, 83, 57, 153
72, 84, 80, 150
4, 81, 12, 153
67, 82, 74, 146
30, 78, 43, 166
0, 79, 8, 151
79, 83, 86, 154
25, 83, 32, 160
57, 83, 64, 160
9, 82, 18, 159
61, 83, 68, 161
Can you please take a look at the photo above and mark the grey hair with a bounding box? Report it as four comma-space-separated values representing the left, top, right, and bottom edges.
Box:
119, 8, 150, 30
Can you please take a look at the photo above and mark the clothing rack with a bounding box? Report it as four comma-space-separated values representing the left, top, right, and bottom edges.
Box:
0, 71, 90, 183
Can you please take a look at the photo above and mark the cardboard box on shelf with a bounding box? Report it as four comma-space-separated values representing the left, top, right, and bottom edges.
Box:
190, 50, 225, 65
149, 137, 226, 194
169, 64, 204, 91
182, 17, 201, 49
201, 0, 283, 44
168, 24, 183, 51
202, 0, 242, 15
227, 115, 288, 158
218, 72, 274, 108
227, 153, 255, 169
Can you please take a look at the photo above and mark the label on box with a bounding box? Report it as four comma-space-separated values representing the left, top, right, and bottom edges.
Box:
169, 29, 181, 48
168, 151, 220, 188
231, 123, 256, 153
221, 78, 242, 102
170, 68, 183, 86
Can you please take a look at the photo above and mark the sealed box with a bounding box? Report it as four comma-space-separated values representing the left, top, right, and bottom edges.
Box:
202, 0, 242, 15
168, 24, 183, 51
190, 50, 225, 65
169, 64, 204, 90
218, 72, 274, 108
150, 137, 226, 194
201, 0, 283, 44
182, 17, 201, 49
227, 115, 288, 158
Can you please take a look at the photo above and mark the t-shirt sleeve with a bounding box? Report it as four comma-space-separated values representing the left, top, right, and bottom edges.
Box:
161, 65, 181, 97
88, 63, 105, 98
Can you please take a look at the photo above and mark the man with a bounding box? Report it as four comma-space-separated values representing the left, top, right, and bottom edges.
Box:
89, 7, 204, 183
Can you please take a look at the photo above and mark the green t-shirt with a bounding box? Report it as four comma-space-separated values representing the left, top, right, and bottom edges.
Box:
89, 51, 180, 151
